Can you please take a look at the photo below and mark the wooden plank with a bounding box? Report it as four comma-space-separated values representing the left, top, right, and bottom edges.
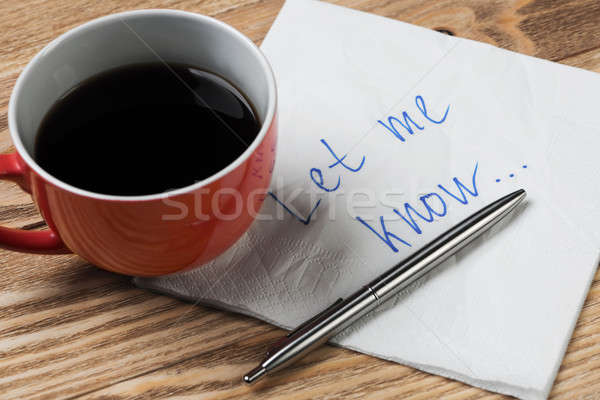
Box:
561, 49, 600, 73
53, 264, 600, 400
0, 0, 599, 399
326, 0, 600, 61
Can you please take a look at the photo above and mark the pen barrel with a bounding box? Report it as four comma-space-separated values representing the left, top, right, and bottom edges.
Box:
370, 189, 526, 302
262, 287, 380, 373
256, 189, 526, 379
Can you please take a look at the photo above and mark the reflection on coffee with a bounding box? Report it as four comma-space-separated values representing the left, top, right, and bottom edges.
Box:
34, 62, 260, 196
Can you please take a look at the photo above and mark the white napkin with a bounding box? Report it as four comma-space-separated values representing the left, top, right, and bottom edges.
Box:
135, 1, 600, 398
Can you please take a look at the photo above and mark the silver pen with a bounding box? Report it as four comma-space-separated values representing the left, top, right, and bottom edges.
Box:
244, 189, 527, 384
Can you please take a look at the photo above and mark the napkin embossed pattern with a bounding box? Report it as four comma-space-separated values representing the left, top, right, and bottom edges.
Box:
136, 1, 600, 398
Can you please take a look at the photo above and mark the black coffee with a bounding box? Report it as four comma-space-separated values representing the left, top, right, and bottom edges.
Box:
34, 62, 260, 196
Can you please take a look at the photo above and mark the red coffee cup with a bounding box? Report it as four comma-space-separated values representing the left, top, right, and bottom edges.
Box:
0, 10, 277, 276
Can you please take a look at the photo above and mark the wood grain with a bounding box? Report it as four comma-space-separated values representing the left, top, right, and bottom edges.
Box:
1, 0, 600, 399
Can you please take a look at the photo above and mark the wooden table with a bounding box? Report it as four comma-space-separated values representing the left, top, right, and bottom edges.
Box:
1, 1, 600, 399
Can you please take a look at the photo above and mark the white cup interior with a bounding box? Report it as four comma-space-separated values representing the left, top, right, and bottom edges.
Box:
11, 9, 275, 198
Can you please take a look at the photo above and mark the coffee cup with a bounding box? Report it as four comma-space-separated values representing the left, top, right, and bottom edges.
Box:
0, 9, 277, 276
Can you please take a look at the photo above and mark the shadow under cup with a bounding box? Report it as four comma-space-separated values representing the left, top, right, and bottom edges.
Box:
7, 10, 277, 276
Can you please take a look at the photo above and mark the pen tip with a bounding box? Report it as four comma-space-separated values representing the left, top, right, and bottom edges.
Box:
243, 366, 266, 384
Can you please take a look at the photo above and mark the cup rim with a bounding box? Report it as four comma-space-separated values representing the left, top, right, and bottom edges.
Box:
8, 9, 277, 202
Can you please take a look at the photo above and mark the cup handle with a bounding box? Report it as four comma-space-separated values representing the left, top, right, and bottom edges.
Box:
0, 152, 69, 254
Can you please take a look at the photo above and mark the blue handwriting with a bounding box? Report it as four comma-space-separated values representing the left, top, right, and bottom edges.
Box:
496, 165, 528, 183
269, 139, 365, 223
378, 95, 450, 142
356, 162, 479, 251
268, 94, 468, 255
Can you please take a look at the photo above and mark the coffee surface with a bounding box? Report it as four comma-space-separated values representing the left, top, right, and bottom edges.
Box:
34, 62, 260, 196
